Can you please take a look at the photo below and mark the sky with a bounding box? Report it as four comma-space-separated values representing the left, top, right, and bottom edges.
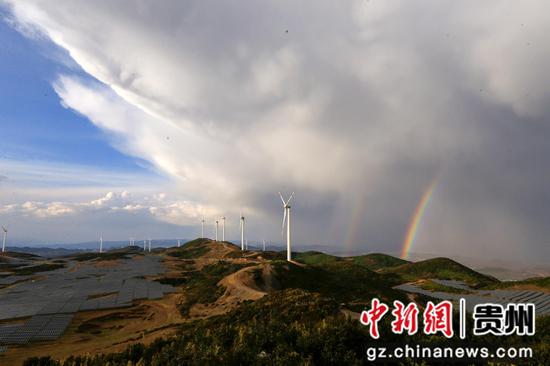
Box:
0, 1, 549, 263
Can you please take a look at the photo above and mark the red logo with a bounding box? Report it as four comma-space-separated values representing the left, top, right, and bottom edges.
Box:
423, 300, 454, 338
391, 300, 419, 335
360, 298, 389, 339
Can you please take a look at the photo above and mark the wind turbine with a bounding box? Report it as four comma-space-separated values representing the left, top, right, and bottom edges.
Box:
2, 226, 7, 253
177, 239, 181, 248
99, 235, 103, 254
215, 220, 219, 241
148, 238, 152, 252
239, 213, 245, 250
279, 192, 294, 261
263, 239, 266, 252
221, 216, 226, 242
201, 218, 205, 238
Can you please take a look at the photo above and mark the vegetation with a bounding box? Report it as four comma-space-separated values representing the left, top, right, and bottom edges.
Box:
294, 252, 408, 271
72, 252, 131, 262
178, 261, 253, 316
168, 239, 212, 259
254, 250, 286, 261
381, 257, 498, 288
154, 276, 187, 286
349, 253, 409, 271
265, 260, 406, 303
4, 251, 41, 259
22, 289, 550, 366
13, 263, 65, 275
293, 251, 341, 266
483, 276, 550, 291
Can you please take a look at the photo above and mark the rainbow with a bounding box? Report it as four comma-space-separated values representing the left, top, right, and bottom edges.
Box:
401, 178, 438, 260
344, 189, 369, 255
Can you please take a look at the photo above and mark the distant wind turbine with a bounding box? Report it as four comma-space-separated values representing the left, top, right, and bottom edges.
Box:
221, 216, 226, 241
177, 239, 180, 248
2, 226, 7, 253
201, 218, 205, 238
143, 239, 146, 251
239, 213, 245, 250
279, 192, 294, 261
263, 239, 266, 252
99, 235, 103, 254
148, 238, 152, 252
215, 220, 219, 241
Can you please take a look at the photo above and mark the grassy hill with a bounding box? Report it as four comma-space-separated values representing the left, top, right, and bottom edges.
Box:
293, 251, 341, 265
381, 257, 498, 288
483, 276, 550, 292
294, 251, 408, 271
262, 260, 406, 303
166, 238, 242, 259
349, 253, 409, 270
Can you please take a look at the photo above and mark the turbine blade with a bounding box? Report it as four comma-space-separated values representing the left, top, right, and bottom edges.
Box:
287, 192, 295, 204
278, 192, 285, 205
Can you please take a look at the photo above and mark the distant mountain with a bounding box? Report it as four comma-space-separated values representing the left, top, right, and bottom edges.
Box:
5, 246, 84, 258
7, 239, 191, 251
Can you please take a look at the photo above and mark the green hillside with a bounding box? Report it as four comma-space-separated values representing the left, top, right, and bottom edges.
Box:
294, 251, 408, 271
349, 253, 409, 270
293, 251, 341, 265
382, 257, 498, 288
483, 276, 550, 291
264, 260, 405, 303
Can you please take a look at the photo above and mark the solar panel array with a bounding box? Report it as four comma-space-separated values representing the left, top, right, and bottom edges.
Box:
395, 282, 550, 316
0, 314, 74, 344
0, 255, 175, 346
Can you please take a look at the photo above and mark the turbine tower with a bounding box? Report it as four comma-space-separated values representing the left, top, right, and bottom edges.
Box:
263, 239, 266, 252
201, 218, 205, 238
221, 216, 226, 242
177, 239, 180, 248
279, 192, 294, 261
2, 226, 7, 253
239, 213, 245, 250
99, 235, 103, 254
148, 238, 152, 252
215, 220, 219, 241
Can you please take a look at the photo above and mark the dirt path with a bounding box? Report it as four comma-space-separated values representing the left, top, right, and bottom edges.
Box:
218, 265, 266, 303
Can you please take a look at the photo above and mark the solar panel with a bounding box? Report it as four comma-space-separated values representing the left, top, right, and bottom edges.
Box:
0, 254, 177, 343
